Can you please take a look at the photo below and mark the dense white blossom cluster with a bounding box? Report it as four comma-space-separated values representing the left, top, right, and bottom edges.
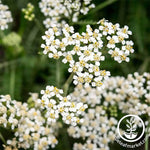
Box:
0, 95, 20, 129
68, 107, 117, 150
68, 72, 150, 150
39, 86, 87, 126
41, 19, 134, 88
39, 0, 95, 28
0, 0, 13, 30
0, 94, 60, 150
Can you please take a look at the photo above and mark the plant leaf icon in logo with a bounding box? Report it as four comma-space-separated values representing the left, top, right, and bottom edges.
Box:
124, 117, 138, 139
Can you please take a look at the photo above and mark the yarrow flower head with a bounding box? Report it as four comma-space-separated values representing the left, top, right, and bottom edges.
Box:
2, 32, 21, 46
0, 94, 60, 150
39, 85, 88, 126
22, 3, 35, 21
39, 0, 95, 28
41, 19, 134, 89
68, 84, 117, 150
67, 72, 150, 150
0, 0, 13, 30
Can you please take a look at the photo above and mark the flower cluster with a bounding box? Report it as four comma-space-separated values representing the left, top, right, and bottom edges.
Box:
0, 95, 20, 129
114, 72, 150, 116
0, 0, 13, 30
70, 72, 150, 117
0, 94, 60, 150
68, 72, 150, 150
39, 0, 95, 28
98, 19, 134, 63
2, 32, 21, 46
68, 107, 117, 150
22, 3, 35, 21
39, 86, 87, 126
68, 84, 118, 150
41, 19, 134, 88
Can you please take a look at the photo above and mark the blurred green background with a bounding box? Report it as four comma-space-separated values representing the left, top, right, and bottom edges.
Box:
0, 0, 150, 149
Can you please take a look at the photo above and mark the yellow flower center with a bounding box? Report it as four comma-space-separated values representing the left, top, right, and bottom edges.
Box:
80, 60, 86, 67
59, 42, 65, 48
74, 46, 80, 52
45, 90, 50, 94
111, 51, 119, 57
85, 76, 92, 83
78, 77, 84, 83
66, 115, 71, 120
126, 45, 133, 51
72, 66, 78, 72
93, 66, 99, 72
79, 106, 85, 111
84, 50, 90, 56
96, 81, 103, 87
53, 53, 60, 59
93, 54, 100, 61
48, 103, 53, 108
50, 113, 55, 119
53, 27, 58, 32
71, 102, 76, 108
84, 33, 90, 40
121, 55, 126, 60
59, 107, 64, 112
53, 87, 59, 94
109, 38, 115, 44
63, 97, 68, 102
101, 70, 106, 76
118, 36, 124, 41
66, 54, 72, 62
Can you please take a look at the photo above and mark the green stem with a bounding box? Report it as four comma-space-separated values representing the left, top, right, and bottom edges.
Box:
0, 132, 6, 144
56, 60, 60, 87
0, 58, 21, 69
138, 57, 149, 73
34, 18, 45, 33
62, 126, 71, 150
10, 65, 15, 99
0, 30, 5, 39
145, 136, 149, 150
63, 72, 74, 96
145, 119, 150, 150
73, 20, 97, 25
89, 0, 118, 14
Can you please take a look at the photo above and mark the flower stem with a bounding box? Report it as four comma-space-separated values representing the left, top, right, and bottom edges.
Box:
145, 120, 150, 150
73, 20, 97, 25
10, 65, 15, 99
0, 132, 6, 144
0, 30, 5, 39
56, 60, 60, 87
63, 72, 74, 96
89, 0, 118, 14
34, 18, 45, 33
145, 136, 149, 150
0, 58, 21, 69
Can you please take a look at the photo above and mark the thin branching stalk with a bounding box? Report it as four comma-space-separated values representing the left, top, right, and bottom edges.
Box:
0, 59, 21, 69
73, 20, 97, 25
0, 132, 6, 144
145, 119, 150, 150
63, 72, 74, 96
34, 18, 45, 33
10, 65, 15, 99
56, 60, 60, 87
90, 0, 118, 14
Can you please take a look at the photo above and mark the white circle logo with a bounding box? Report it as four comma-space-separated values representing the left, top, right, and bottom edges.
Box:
117, 115, 145, 142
